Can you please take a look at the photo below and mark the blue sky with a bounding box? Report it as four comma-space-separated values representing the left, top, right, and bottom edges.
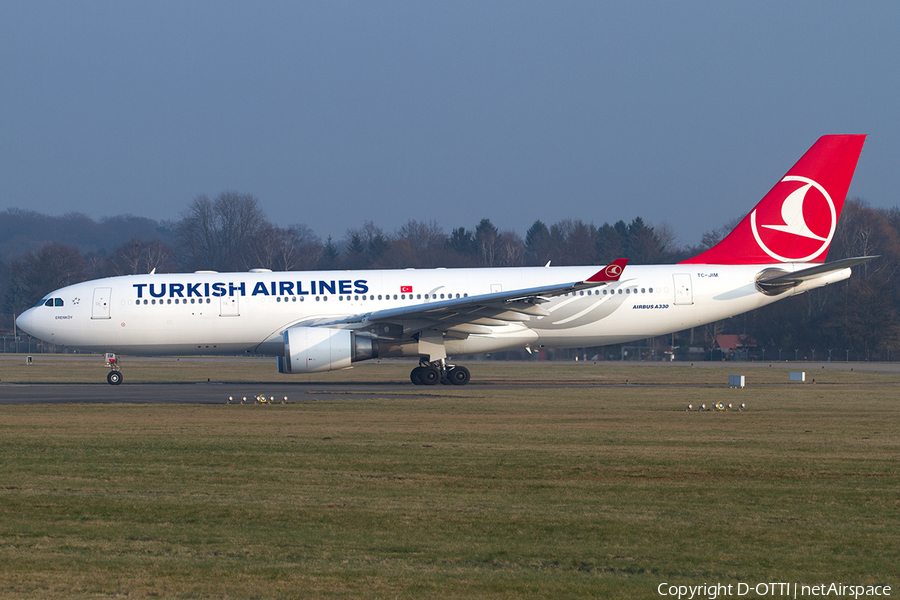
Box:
1, 1, 897, 246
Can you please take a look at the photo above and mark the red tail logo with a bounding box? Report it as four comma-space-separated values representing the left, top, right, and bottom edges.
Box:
682, 135, 865, 264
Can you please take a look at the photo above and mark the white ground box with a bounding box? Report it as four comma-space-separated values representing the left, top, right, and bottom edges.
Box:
729, 375, 745, 388
790, 371, 806, 382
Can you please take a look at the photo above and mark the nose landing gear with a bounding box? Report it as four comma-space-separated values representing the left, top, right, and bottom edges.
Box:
105, 353, 123, 385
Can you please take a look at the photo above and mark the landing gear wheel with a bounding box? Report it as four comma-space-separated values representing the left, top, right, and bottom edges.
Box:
107, 371, 123, 385
447, 365, 470, 386
420, 366, 440, 385
410, 366, 425, 385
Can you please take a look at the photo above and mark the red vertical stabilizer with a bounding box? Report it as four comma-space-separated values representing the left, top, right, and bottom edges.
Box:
682, 135, 866, 265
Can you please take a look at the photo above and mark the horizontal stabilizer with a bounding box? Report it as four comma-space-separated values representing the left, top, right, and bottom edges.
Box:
758, 256, 877, 285
756, 256, 876, 295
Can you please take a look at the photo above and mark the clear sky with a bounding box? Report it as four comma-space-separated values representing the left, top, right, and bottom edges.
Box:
1, 1, 897, 246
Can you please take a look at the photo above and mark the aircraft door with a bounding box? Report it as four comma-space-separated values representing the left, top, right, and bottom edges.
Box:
673, 274, 693, 305
92, 287, 112, 319
220, 296, 239, 317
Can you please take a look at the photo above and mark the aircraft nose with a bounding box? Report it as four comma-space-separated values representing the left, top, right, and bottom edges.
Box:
15, 308, 39, 336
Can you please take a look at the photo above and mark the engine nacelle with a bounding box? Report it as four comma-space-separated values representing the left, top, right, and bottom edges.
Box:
277, 327, 378, 374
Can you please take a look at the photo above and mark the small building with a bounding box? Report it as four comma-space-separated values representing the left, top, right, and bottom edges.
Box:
714, 334, 757, 361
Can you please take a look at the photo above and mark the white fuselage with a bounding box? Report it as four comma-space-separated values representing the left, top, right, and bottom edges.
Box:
16, 263, 850, 358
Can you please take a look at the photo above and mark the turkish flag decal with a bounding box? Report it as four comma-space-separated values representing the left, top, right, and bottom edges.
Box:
401, 286, 413, 293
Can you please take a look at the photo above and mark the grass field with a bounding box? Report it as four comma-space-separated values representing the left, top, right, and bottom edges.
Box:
0, 360, 898, 598
3, 353, 900, 386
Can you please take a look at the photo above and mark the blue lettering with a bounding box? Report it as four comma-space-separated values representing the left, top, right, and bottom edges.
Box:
212, 283, 226, 297
296, 281, 309, 295
204, 283, 210, 297
149, 283, 166, 298
280, 281, 294, 295
319, 280, 336, 294
170, 283, 185, 298
252, 282, 270, 296
133, 283, 147, 298
228, 282, 246, 297
270, 281, 277, 296
339, 280, 352, 294
187, 283, 202, 297
354, 280, 369, 294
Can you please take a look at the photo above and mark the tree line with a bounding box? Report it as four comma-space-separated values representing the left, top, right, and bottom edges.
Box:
2, 192, 899, 357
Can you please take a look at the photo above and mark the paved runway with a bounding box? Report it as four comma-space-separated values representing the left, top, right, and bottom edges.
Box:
2, 359, 897, 404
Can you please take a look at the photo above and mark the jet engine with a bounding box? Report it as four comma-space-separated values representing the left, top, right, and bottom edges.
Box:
277, 327, 378, 374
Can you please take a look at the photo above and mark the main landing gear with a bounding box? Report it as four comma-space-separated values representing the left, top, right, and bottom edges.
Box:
105, 353, 123, 385
410, 360, 471, 386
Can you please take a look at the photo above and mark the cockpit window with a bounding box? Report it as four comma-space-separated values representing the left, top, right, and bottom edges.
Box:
41, 298, 64, 307
43, 299, 53, 307
55, 298, 64, 307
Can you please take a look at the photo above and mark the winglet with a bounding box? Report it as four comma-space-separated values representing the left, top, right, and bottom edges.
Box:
586, 258, 628, 282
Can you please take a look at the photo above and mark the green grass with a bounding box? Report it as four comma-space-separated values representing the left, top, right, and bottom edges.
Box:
3, 354, 900, 386
0, 368, 898, 598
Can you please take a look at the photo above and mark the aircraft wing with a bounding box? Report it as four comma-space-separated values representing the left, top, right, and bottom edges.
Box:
317, 259, 628, 338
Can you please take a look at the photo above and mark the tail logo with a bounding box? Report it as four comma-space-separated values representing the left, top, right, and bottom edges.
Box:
750, 175, 837, 262
604, 263, 623, 278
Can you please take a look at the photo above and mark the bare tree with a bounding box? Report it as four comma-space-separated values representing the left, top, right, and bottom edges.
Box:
174, 192, 269, 272
247, 224, 322, 271
390, 220, 447, 267
497, 229, 525, 267
108, 239, 176, 276
3, 244, 91, 315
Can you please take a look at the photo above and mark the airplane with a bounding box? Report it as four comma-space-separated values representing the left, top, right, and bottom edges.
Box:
16, 134, 872, 386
